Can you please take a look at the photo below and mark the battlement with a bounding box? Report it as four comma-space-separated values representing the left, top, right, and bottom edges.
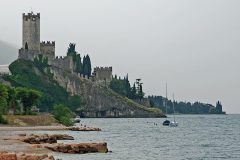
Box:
94, 67, 112, 72
52, 56, 74, 72
40, 41, 55, 46
40, 41, 55, 59
93, 66, 112, 81
23, 12, 40, 21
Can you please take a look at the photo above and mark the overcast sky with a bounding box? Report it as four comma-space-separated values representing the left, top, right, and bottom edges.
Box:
0, 0, 240, 113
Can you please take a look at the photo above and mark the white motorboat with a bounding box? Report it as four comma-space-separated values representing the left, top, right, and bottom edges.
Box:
74, 116, 81, 123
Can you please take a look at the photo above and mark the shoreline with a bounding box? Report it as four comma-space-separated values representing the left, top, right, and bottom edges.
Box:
0, 126, 66, 131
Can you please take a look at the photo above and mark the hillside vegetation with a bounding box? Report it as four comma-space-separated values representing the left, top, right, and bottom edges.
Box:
4, 59, 80, 112
3, 59, 164, 118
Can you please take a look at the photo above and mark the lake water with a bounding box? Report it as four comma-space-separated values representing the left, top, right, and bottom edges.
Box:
21, 115, 240, 159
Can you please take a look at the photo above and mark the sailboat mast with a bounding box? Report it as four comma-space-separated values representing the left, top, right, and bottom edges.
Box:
165, 83, 168, 114
173, 94, 176, 122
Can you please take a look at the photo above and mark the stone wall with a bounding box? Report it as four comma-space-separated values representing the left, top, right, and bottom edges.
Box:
93, 67, 112, 82
40, 41, 55, 59
18, 48, 41, 61
52, 56, 74, 72
50, 66, 164, 118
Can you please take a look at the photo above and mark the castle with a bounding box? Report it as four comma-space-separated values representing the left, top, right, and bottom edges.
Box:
18, 12, 112, 82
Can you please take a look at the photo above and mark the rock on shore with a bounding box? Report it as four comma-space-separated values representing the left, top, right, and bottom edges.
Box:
0, 151, 54, 160
45, 142, 108, 154
21, 134, 74, 144
67, 126, 101, 131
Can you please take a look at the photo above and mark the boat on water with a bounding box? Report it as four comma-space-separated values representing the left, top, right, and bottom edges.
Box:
163, 84, 170, 126
163, 119, 170, 126
169, 94, 178, 127
74, 116, 81, 123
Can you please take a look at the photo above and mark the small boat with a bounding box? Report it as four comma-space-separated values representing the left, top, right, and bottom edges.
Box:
169, 94, 178, 127
163, 119, 170, 126
163, 84, 170, 126
74, 116, 81, 123
169, 121, 178, 127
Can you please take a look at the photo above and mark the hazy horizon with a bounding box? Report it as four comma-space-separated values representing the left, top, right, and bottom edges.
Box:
0, 0, 240, 113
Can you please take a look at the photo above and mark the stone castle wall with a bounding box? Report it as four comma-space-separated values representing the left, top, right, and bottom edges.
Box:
93, 67, 112, 81
40, 41, 55, 60
52, 56, 74, 72
22, 13, 40, 51
18, 48, 40, 61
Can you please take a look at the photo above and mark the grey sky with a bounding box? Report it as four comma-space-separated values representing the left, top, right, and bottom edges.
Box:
0, 0, 239, 113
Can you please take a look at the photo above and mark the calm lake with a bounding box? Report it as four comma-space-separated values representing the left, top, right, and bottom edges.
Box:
21, 115, 240, 159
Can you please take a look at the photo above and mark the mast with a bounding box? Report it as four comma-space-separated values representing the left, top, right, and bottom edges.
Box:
173, 94, 176, 122
165, 83, 168, 115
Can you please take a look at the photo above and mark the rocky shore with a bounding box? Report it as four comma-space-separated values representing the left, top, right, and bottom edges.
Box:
0, 126, 108, 159
0, 151, 54, 160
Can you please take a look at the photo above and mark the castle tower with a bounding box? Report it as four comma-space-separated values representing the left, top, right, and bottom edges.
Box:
22, 12, 40, 51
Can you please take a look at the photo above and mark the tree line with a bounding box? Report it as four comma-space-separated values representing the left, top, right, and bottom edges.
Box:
148, 96, 225, 114
0, 83, 41, 116
110, 75, 144, 101
67, 43, 92, 78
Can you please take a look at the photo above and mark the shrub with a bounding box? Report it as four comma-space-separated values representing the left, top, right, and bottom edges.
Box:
0, 114, 7, 124
52, 104, 74, 126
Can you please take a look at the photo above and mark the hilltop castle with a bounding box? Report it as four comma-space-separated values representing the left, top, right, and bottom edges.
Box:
18, 12, 112, 82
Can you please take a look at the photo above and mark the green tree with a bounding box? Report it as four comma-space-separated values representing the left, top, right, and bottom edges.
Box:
131, 83, 137, 99
124, 74, 131, 98
138, 83, 144, 101
82, 55, 92, 78
52, 104, 74, 126
150, 99, 155, 107
67, 43, 85, 74
16, 88, 42, 115
110, 78, 127, 96
0, 83, 8, 114
75, 54, 83, 74
67, 43, 77, 56
6, 86, 19, 114
34, 54, 48, 72
68, 95, 81, 111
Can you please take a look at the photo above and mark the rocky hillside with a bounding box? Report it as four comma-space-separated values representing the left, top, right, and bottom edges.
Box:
4, 59, 165, 118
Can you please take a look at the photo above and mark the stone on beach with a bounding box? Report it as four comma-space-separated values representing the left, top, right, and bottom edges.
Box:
0, 151, 17, 160
67, 127, 101, 131
0, 152, 54, 160
21, 134, 74, 144
45, 142, 108, 154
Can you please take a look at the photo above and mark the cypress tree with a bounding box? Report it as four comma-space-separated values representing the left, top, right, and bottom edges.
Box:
131, 83, 137, 99
85, 55, 92, 78
138, 83, 144, 101
125, 74, 131, 98
82, 56, 87, 76
67, 43, 76, 56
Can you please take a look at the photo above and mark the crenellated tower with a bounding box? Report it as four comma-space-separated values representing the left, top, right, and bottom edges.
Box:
22, 12, 40, 51
93, 67, 112, 81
